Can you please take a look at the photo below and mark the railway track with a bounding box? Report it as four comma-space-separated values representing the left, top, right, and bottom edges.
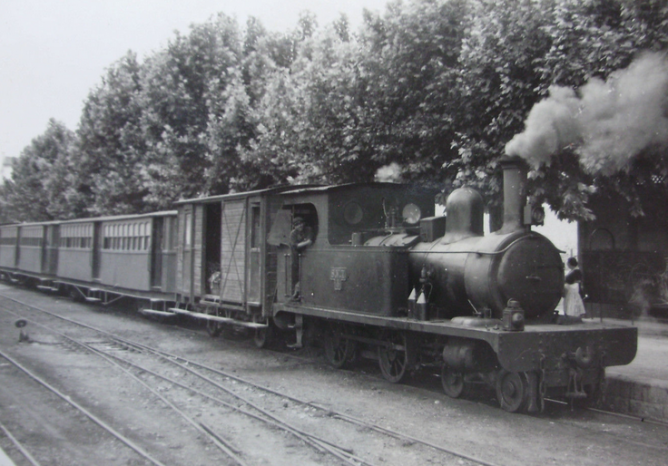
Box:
0, 293, 497, 466
0, 419, 41, 466
0, 348, 169, 466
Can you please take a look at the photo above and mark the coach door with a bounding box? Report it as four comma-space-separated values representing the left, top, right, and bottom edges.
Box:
151, 217, 164, 289
92, 223, 102, 280
44, 225, 59, 275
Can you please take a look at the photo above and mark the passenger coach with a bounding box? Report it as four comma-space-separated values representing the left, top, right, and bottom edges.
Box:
0, 211, 177, 310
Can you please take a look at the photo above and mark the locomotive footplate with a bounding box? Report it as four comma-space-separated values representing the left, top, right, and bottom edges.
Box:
274, 303, 638, 375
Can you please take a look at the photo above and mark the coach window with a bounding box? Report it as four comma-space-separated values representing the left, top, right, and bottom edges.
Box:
142, 222, 149, 250
185, 213, 192, 247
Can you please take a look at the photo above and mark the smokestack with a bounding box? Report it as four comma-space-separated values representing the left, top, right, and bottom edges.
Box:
499, 156, 528, 234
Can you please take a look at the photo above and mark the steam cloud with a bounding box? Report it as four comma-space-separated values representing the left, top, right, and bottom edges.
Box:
375, 162, 403, 182
505, 52, 668, 176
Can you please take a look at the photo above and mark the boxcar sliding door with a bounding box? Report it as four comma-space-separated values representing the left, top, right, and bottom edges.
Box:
219, 199, 246, 305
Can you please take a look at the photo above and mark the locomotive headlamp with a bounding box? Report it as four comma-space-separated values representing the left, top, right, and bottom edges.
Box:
502, 299, 525, 332
402, 203, 421, 224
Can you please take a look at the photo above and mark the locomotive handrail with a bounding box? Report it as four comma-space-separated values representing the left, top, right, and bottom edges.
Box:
408, 236, 565, 256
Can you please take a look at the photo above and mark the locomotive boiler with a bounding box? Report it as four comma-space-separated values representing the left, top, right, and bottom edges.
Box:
408, 157, 564, 321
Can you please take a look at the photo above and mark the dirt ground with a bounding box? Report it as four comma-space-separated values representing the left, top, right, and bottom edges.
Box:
1, 284, 668, 466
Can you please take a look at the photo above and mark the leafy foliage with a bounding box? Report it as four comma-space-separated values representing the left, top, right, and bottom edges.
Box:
3, 0, 668, 222
2, 120, 77, 221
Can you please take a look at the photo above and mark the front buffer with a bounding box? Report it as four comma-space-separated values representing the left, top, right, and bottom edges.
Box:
472, 321, 638, 412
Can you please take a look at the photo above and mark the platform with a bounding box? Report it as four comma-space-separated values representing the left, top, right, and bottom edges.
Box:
0, 447, 15, 466
598, 317, 668, 421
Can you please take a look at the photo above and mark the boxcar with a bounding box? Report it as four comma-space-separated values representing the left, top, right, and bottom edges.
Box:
171, 186, 304, 332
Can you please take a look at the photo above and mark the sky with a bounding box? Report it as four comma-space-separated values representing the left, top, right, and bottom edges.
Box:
0, 0, 390, 162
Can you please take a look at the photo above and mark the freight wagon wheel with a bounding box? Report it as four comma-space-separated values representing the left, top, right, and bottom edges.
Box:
253, 316, 272, 349
377, 331, 415, 383
68, 286, 85, 303
441, 365, 465, 398
496, 369, 526, 413
323, 324, 355, 369
205, 306, 222, 338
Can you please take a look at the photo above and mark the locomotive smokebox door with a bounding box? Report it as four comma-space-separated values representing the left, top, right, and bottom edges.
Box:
502, 299, 525, 331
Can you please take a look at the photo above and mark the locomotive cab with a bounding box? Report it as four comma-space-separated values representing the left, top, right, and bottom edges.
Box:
269, 183, 437, 316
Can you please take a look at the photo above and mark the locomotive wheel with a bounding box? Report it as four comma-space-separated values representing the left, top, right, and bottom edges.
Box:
205, 306, 222, 338
496, 370, 527, 413
377, 331, 415, 383
441, 365, 465, 398
323, 324, 355, 369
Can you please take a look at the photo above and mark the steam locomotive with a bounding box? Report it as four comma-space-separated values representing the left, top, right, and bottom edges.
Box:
0, 157, 637, 413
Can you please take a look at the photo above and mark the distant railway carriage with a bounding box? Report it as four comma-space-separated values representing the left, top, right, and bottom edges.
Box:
0, 224, 19, 270
0, 158, 638, 413
0, 211, 177, 304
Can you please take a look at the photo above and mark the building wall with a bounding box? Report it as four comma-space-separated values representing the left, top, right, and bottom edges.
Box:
579, 193, 668, 316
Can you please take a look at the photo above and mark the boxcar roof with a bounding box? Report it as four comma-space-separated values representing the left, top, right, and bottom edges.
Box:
174, 184, 322, 205
277, 182, 424, 196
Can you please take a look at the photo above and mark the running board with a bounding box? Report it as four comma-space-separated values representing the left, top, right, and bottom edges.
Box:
37, 285, 60, 292
198, 300, 245, 311
169, 308, 267, 328
138, 308, 177, 318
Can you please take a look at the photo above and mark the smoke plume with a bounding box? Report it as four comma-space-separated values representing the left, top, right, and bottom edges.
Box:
375, 162, 403, 182
506, 52, 668, 176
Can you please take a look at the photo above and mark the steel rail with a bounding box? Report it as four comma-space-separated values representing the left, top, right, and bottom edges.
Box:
78, 346, 371, 466
0, 303, 372, 466
0, 349, 168, 466
65, 338, 249, 466
0, 419, 41, 466
148, 348, 502, 466
0, 308, 248, 466
544, 397, 668, 429
0, 294, 499, 466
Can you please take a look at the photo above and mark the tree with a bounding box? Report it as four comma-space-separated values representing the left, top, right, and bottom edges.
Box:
355, 0, 470, 182
138, 13, 243, 207
76, 51, 148, 216
453, 0, 555, 219
2, 120, 76, 221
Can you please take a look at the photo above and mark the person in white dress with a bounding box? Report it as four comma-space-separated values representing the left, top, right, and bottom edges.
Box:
563, 257, 586, 317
